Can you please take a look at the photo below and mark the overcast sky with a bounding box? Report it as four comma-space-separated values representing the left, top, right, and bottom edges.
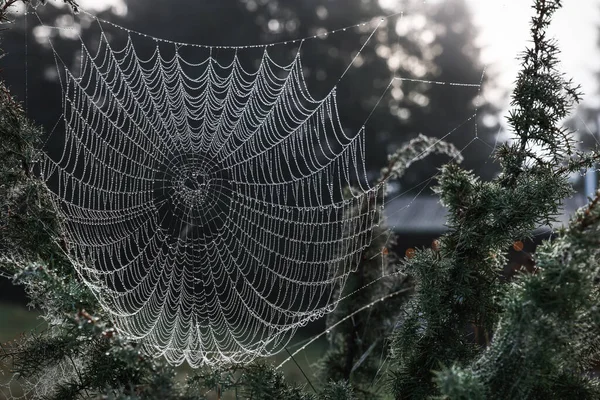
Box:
469, 0, 600, 108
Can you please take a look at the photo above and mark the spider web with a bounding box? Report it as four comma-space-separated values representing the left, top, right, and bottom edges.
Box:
17, 0, 506, 373
37, 12, 385, 367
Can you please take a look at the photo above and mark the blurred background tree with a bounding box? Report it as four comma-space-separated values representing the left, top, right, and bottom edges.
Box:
1, 0, 500, 188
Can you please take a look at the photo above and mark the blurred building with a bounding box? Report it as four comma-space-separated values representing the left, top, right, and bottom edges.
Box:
385, 193, 592, 280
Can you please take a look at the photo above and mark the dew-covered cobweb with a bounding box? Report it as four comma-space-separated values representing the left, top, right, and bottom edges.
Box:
38, 12, 386, 367
18, 0, 506, 371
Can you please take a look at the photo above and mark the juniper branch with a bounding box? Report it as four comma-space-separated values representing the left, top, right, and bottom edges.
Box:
389, 1, 600, 398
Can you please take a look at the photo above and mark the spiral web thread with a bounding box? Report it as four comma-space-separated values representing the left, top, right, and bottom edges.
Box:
37, 14, 385, 367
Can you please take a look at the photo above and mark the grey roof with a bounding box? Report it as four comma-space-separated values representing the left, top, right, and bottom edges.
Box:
384, 194, 590, 234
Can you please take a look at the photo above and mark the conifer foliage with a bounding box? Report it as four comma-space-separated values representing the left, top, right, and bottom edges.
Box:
390, 0, 600, 398
433, 1, 600, 396
318, 134, 461, 399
